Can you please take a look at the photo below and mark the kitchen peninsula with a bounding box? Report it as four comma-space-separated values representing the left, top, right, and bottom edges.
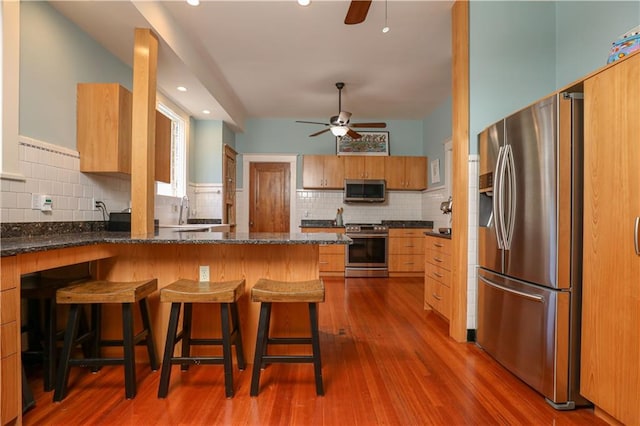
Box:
0, 229, 349, 423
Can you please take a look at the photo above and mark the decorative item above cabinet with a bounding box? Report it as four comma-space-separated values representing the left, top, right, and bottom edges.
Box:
77, 83, 171, 183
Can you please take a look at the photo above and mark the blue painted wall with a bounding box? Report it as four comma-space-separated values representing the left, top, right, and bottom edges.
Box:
468, 1, 639, 155
555, 1, 639, 89
422, 96, 452, 188
191, 120, 224, 183
19, 1, 131, 150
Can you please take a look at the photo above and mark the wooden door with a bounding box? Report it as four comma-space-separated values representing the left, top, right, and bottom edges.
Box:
581, 53, 640, 425
222, 145, 237, 229
249, 162, 290, 232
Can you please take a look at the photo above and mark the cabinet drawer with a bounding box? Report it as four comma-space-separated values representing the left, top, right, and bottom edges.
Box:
389, 254, 425, 272
425, 249, 452, 271
0, 288, 18, 325
319, 253, 345, 272
1, 353, 20, 424
425, 261, 451, 287
0, 256, 17, 291
389, 237, 425, 255
425, 236, 451, 255
320, 244, 345, 256
425, 276, 450, 320
389, 228, 428, 238
0, 321, 18, 356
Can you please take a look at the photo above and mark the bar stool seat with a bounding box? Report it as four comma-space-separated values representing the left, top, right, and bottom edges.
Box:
250, 278, 325, 397
158, 279, 246, 399
53, 279, 159, 402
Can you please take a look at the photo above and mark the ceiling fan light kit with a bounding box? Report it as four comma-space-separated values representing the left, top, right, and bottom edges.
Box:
295, 82, 387, 140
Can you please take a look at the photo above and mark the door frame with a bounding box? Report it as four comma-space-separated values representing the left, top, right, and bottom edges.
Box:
241, 154, 297, 233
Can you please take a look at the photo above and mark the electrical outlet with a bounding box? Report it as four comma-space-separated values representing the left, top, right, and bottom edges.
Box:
199, 265, 210, 282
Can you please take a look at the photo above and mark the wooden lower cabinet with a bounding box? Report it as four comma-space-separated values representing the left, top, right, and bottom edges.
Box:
0, 256, 20, 425
301, 227, 345, 276
388, 228, 428, 276
424, 235, 451, 320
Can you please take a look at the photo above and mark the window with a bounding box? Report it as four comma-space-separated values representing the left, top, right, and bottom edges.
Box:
156, 103, 186, 197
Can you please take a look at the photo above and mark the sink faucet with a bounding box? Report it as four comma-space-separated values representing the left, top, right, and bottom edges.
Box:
179, 195, 189, 225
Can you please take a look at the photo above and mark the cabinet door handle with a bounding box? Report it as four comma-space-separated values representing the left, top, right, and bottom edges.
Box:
434, 243, 443, 248
433, 293, 442, 301
433, 257, 442, 263
635, 217, 639, 256
433, 272, 443, 278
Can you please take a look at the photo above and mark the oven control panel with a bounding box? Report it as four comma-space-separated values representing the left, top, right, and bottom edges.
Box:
345, 224, 389, 234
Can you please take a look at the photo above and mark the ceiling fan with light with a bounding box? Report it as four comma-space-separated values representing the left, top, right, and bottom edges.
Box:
296, 82, 386, 139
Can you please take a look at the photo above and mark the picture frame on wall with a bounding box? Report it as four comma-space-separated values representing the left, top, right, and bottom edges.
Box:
337, 131, 389, 156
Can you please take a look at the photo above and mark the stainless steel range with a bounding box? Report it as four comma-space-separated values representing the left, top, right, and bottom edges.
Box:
344, 223, 388, 277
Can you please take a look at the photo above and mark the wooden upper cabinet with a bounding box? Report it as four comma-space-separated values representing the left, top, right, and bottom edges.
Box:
77, 83, 132, 174
386, 156, 428, 190
154, 111, 171, 183
343, 156, 385, 180
77, 83, 171, 182
303, 155, 344, 189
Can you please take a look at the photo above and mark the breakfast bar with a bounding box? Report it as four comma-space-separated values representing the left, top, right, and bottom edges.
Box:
0, 230, 350, 422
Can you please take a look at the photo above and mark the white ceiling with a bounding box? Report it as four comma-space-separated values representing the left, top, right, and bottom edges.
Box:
49, 0, 453, 132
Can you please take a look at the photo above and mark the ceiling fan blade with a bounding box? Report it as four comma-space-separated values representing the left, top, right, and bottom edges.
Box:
350, 122, 387, 128
296, 120, 330, 126
344, 0, 372, 25
346, 128, 362, 139
309, 128, 331, 137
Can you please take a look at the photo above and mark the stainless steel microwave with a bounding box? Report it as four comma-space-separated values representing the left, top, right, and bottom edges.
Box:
344, 179, 386, 203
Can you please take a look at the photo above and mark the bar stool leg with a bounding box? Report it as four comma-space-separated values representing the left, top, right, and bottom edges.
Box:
230, 302, 246, 370
122, 303, 136, 399
250, 302, 271, 396
89, 304, 101, 373
139, 297, 159, 371
181, 303, 193, 371
158, 302, 181, 398
43, 298, 56, 391
53, 304, 81, 402
220, 303, 234, 398
309, 302, 324, 396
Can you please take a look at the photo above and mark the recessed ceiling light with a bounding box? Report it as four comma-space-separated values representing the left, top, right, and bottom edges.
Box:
186, 0, 200, 6
202, 110, 211, 114
297, 0, 311, 6
177, 86, 187, 92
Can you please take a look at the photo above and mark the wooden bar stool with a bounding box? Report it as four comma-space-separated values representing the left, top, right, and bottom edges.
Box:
250, 278, 325, 396
21, 266, 91, 392
53, 279, 159, 402
158, 279, 246, 398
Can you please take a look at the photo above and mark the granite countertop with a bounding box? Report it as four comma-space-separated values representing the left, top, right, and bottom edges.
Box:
0, 230, 351, 257
424, 230, 452, 240
300, 219, 434, 229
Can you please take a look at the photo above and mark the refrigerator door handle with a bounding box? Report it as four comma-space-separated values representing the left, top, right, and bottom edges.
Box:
504, 145, 517, 250
497, 147, 509, 249
493, 146, 506, 249
479, 275, 545, 303
635, 217, 640, 256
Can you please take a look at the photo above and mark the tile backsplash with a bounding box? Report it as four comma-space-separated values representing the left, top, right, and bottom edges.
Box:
1, 137, 130, 223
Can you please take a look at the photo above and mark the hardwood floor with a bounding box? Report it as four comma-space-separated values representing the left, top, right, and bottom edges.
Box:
22, 277, 603, 425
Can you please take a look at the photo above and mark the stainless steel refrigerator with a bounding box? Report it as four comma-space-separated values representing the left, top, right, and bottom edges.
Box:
477, 92, 589, 410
